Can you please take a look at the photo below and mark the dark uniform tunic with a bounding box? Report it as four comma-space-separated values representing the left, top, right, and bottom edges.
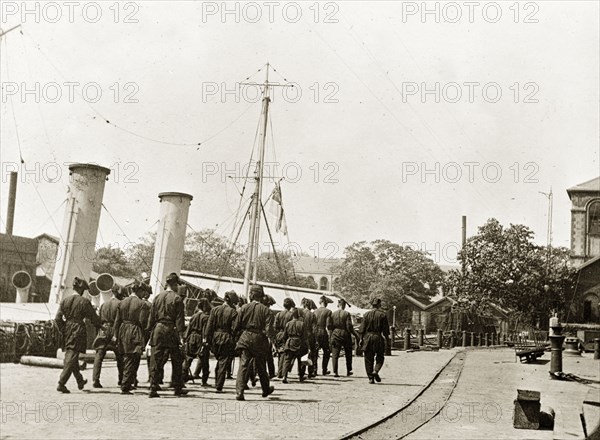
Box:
330, 309, 354, 375
146, 288, 185, 391
359, 309, 390, 379
299, 308, 317, 376
274, 309, 293, 377
183, 310, 210, 382
206, 303, 237, 390
313, 306, 333, 374
114, 294, 149, 390
92, 297, 124, 385
281, 319, 309, 380
55, 293, 102, 387
234, 301, 272, 396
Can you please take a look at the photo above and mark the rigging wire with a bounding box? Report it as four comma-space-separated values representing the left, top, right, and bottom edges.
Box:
21, 29, 259, 148
100, 203, 160, 286
2, 35, 25, 163
19, 29, 59, 164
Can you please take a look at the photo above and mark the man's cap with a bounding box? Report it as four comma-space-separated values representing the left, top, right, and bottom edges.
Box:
338, 298, 351, 308
262, 294, 276, 306
371, 297, 382, 306
166, 272, 180, 284
197, 298, 212, 313
301, 298, 317, 310
320, 295, 334, 304
283, 298, 296, 309
73, 277, 89, 291
225, 290, 239, 304
249, 284, 264, 295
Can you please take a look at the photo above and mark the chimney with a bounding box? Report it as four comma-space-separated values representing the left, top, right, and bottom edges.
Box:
150, 192, 193, 297
6, 171, 17, 235
49, 164, 110, 303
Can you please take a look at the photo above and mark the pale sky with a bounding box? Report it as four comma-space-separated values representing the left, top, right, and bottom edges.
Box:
1, 1, 599, 266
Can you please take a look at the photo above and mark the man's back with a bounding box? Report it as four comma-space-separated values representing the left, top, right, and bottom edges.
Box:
314, 307, 332, 329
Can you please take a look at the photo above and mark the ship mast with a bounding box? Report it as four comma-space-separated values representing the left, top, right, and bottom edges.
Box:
242, 63, 272, 300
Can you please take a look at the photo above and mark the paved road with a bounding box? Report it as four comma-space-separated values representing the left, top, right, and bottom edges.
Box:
406, 348, 600, 440
0, 350, 454, 439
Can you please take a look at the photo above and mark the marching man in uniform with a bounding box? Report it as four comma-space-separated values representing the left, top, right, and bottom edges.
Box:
330, 298, 358, 378
359, 297, 390, 384
114, 279, 151, 394
55, 277, 104, 393
146, 272, 187, 398
92, 284, 124, 388
234, 284, 275, 401
313, 295, 333, 376
206, 290, 239, 393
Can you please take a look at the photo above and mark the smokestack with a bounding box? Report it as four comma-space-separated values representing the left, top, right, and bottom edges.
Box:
49, 164, 111, 304
150, 192, 193, 297
12, 270, 32, 303
6, 171, 17, 235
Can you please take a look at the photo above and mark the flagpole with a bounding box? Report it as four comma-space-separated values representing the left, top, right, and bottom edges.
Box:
242, 63, 271, 300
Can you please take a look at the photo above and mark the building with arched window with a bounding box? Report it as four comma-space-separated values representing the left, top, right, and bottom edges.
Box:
292, 256, 341, 292
568, 176, 600, 323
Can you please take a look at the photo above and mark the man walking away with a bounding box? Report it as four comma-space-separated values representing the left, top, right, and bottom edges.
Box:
114, 279, 151, 394
146, 273, 186, 398
183, 298, 212, 386
313, 295, 333, 376
55, 277, 103, 393
330, 299, 358, 377
92, 284, 124, 388
359, 297, 390, 384
281, 307, 309, 383
206, 290, 239, 393
234, 284, 274, 401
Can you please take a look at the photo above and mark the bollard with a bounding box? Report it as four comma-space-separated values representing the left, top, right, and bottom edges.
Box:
594, 338, 600, 360
470, 332, 475, 347
484, 333, 489, 347
564, 337, 581, 356
549, 324, 565, 376
462, 330, 467, 347
450, 330, 456, 348
503, 333, 507, 344
404, 328, 411, 350
437, 329, 443, 348
418, 329, 424, 347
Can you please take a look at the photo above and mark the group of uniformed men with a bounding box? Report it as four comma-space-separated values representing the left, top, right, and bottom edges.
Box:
55, 273, 391, 399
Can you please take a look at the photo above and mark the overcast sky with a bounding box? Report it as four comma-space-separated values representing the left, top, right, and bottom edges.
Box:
1, 1, 599, 266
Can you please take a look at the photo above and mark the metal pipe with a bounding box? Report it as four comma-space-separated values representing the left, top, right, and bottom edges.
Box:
6, 172, 17, 235
12, 270, 31, 303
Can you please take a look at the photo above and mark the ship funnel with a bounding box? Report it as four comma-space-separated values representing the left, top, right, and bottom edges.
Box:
150, 192, 193, 299
49, 164, 111, 304
12, 270, 32, 303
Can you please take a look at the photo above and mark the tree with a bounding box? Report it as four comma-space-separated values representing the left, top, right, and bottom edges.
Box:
183, 229, 245, 277
335, 240, 445, 309
444, 218, 576, 326
125, 232, 156, 276
93, 246, 137, 277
